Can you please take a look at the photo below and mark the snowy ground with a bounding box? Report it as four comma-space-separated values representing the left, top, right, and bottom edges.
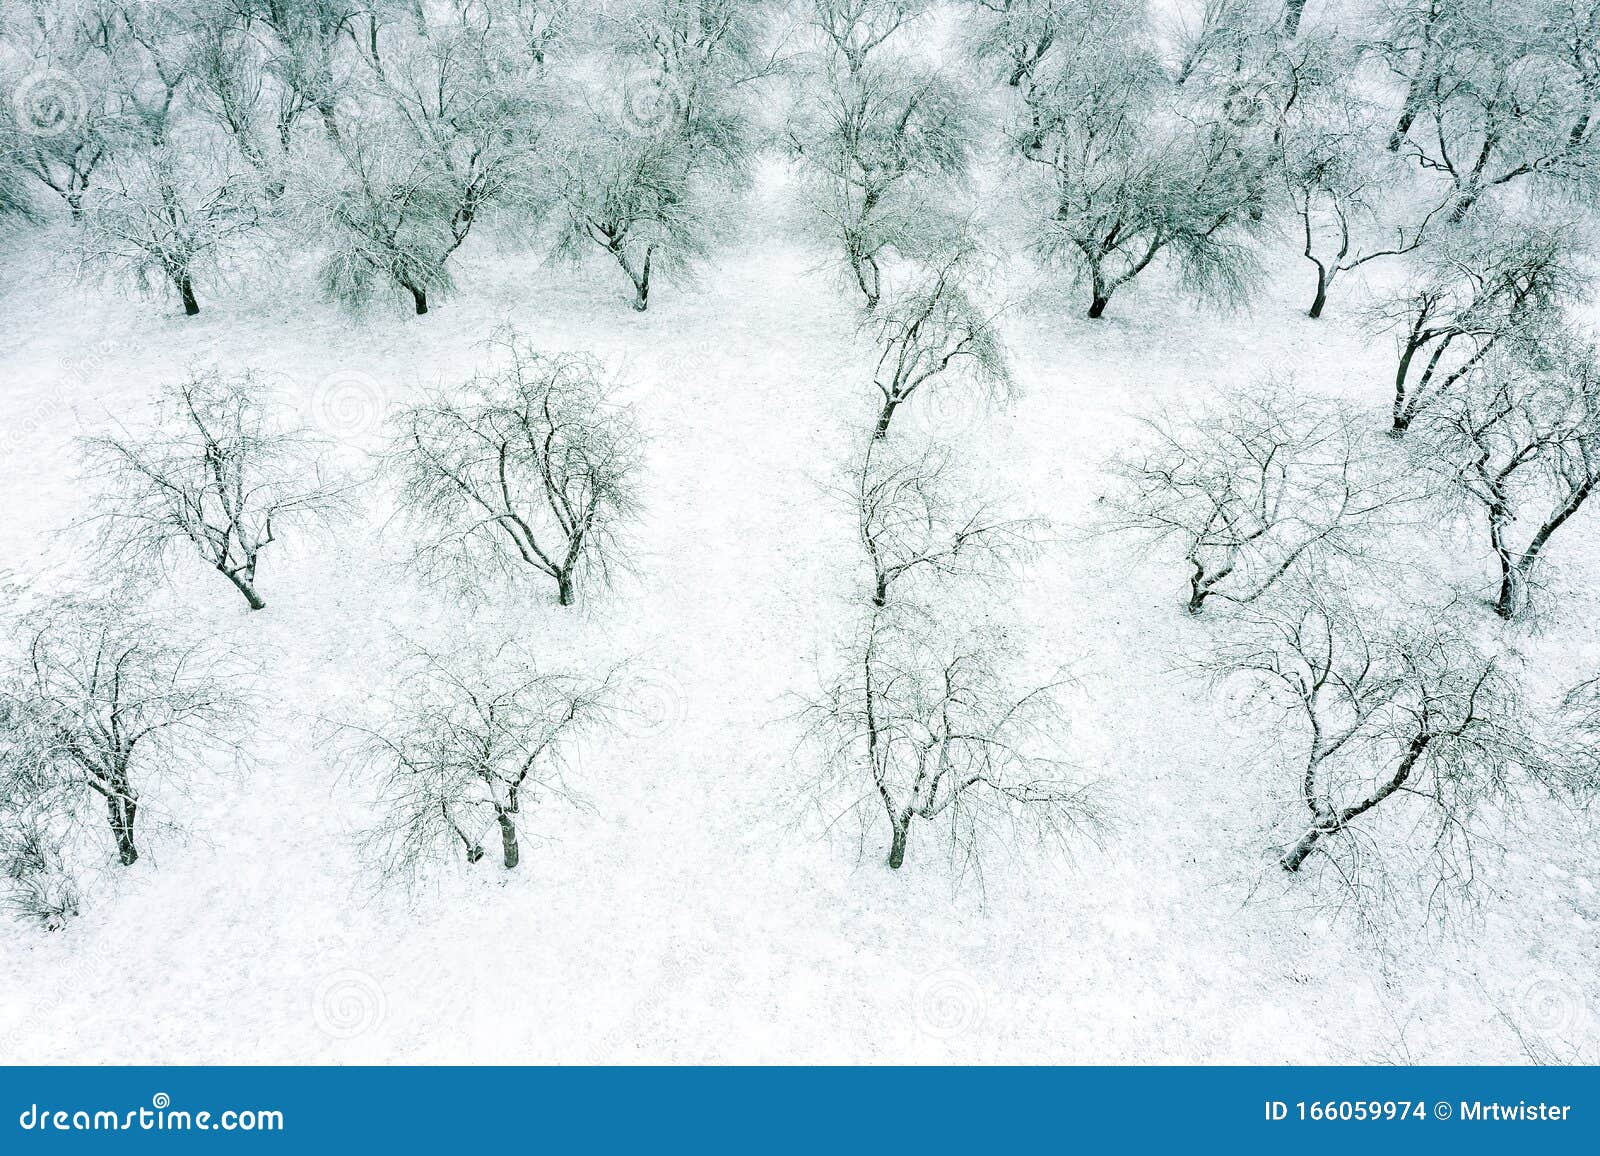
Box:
1, 166, 1597, 1065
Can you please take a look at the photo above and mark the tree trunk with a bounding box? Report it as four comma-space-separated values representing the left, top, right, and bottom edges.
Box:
1390, 341, 1419, 434
849, 243, 881, 311
631, 250, 651, 312
177, 276, 200, 316
1388, 84, 1421, 153
1307, 270, 1328, 319
496, 810, 519, 869
409, 285, 429, 315
1280, 824, 1324, 872
1494, 569, 1519, 620
1186, 559, 1210, 614
221, 567, 267, 610
872, 397, 898, 441
105, 793, 138, 867
1502, 478, 1597, 620
1282, 0, 1307, 35
556, 571, 574, 606
887, 820, 909, 870
1086, 294, 1110, 319
1488, 501, 1518, 619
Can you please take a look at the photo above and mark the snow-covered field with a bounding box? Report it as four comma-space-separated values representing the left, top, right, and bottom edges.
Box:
1, 162, 1597, 1066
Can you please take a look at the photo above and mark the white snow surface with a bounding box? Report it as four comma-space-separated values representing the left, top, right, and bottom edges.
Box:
1, 166, 1597, 1065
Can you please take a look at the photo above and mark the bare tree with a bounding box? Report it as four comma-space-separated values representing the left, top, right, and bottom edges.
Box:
1019, 20, 1263, 318
863, 251, 1011, 439
0, 146, 41, 237
788, 0, 973, 309
81, 369, 349, 610
385, 331, 643, 605
546, 117, 722, 312
546, 0, 769, 310
227, 0, 361, 145
1372, 213, 1587, 434
99, 0, 200, 150
0, 807, 80, 928
301, 0, 560, 313
1379, 0, 1600, 219
1280, 111, 1453, 318
1171, 0, 1334, 120
801, 605, 1096, 873
1107, 384, 1407, 613
291, 131, 468, 315
1560, 670, 1600, 774
186, 8, 280, 187
1413, 335, 1600, 618
1373, 0, 1459, 153
1206, 589, 1566, 894
333, 637, 620, 876
850, 437, 1044, 608
963, 0, 1114, 92
0, 594, 247, 868
77, 142, 258, 315
0, 690, 79, 926
1, 0, 123, 221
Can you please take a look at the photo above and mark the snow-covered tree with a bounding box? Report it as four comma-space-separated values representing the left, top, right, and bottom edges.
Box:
1107, 384, 1407, 613
0, 594, 248, 869
293, 4, 560, 314
788, 0, 972, 309
1413, 334, 1600, 618
78, 140, 257, 314
184, 6, 283, 187
1372, 213, 1587, 434
547, 0, 770, 310
802, 604, 1095, 873
292, 132, 469, 315
1276, 61, 1455, 317
81, 369, 349, 610
337, 638, 619, 874
1379, 0, 1600, 220
226, 0, 361, 144
385, 331, 644, 605
962, 0, 1091, 92
1018, 20, 1263, 318
862, 251, 1010, 439
850, 437, 1043, 608
0, 0, 124, 220
1206, 588, 1565, 892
